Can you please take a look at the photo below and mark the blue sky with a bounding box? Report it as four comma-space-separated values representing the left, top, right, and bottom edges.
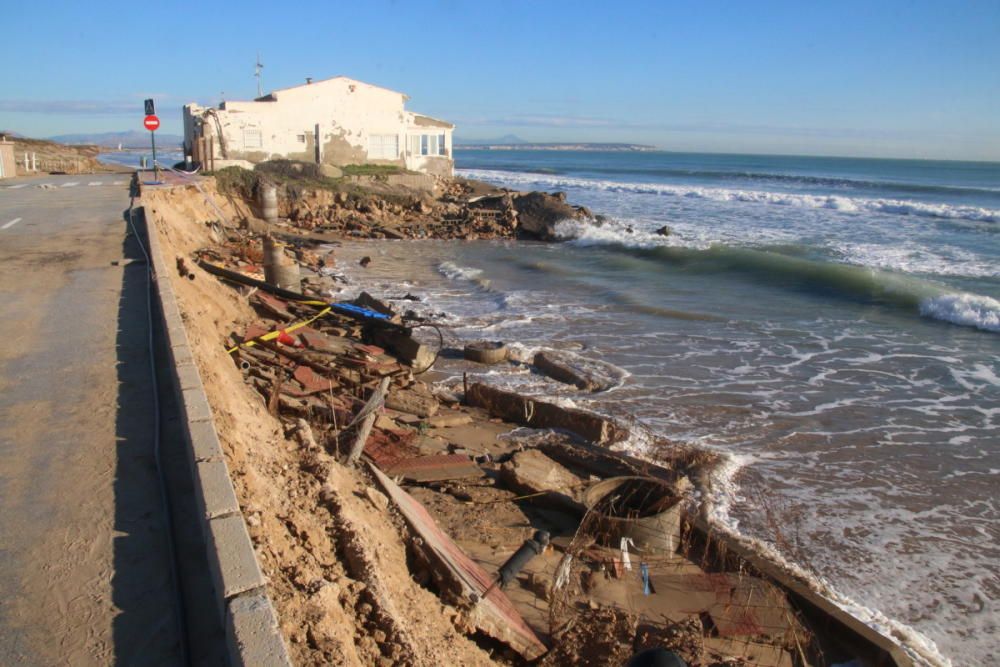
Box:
1, 0, 998, 160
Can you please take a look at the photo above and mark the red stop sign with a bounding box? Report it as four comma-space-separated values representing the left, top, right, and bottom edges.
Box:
143, 115, 160, 131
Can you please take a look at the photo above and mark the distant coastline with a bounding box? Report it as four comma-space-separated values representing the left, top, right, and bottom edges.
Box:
456, 142, 657, 152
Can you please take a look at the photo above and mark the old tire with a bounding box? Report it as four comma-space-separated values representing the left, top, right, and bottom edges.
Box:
464, 341, 508, 364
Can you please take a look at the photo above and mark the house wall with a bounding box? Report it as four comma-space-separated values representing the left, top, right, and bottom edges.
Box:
184, 77, 454, 176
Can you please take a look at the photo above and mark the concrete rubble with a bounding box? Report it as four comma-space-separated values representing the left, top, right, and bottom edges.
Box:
146, 173, 917, 667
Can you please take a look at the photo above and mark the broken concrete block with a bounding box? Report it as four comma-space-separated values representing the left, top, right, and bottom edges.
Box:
533, 350, 614, 392
499, 449, 586, 513
428, 413, 473, 429
385, 389, 439, 418
370, 327, 435, 371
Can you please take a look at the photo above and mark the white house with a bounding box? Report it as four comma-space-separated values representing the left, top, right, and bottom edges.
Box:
182, 76, 454, 176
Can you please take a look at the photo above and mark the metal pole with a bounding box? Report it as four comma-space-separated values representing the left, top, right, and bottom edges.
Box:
151, 129, 159, 181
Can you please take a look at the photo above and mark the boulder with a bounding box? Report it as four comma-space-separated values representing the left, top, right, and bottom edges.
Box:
512, 191, 590, 240
320, 164, 343, 178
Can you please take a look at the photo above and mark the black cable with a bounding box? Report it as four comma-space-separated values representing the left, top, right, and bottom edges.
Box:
127, 194, 191, 664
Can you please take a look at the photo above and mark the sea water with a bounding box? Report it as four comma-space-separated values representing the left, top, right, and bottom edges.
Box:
330, 150, 999, 666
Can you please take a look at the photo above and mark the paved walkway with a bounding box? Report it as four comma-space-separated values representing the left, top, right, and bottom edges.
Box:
0, 174, 182, 665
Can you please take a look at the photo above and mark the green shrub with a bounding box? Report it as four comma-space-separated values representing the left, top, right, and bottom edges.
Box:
214, 166, 258, 200
341, 163, 410, 178
255, 159, 323, 181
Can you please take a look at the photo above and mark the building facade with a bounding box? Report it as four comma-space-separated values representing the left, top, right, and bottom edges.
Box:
183, 76, 454, 176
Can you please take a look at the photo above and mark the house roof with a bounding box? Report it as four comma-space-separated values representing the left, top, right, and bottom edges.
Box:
264, 75, 409, 100
411, 113, 455, 129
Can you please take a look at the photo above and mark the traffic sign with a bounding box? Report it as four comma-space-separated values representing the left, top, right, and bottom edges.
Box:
144, 98, 155, 115
144, 115, 160, 132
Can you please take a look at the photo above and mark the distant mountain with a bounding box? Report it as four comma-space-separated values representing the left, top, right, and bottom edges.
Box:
49, 130, 184, 149
456, 141, 657, 152
456, 134, 529, 146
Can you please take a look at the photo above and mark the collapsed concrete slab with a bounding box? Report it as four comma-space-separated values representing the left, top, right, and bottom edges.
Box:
533, 350, 616, 392
499, 449, 587, 514
466, 382, 627, 445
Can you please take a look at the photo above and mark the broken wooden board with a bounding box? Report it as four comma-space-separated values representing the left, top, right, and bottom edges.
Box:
368, 464, 548, 660
383, 454, 483, 483
253, 292, 294, 320
298, 328, 353, 355
466, 383, 627, 445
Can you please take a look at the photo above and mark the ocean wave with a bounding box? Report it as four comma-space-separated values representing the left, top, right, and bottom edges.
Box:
437, 261, 483, 281
919, 293, 1000, 333
459, 168, 1000, 224
554, 220, 1000, 334
466, 163, 1000, 198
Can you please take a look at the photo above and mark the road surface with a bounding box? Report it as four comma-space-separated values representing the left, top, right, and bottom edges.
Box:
0, 173, 183, 665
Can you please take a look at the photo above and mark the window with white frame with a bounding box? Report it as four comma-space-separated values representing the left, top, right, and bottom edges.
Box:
420, 134, 429, 156
243, 128, 262, 150
368, 134, 399, 160
438, 134, 447, 156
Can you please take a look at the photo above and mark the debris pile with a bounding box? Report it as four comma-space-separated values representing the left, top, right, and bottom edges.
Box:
152, 179, 915, 666
220, 164, 594, 241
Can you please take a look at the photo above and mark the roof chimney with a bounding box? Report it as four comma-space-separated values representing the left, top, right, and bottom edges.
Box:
306, 77, 313, 84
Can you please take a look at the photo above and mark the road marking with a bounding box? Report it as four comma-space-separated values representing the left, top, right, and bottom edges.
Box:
88, 181, 103, 186
2, 218, 22, 230
62, 182, 79, 187
6, 184, 27, 189
112, 181, 126, 185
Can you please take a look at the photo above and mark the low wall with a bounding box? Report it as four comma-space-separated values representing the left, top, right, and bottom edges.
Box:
347, 172, 435, 191
140, 205, 292, 666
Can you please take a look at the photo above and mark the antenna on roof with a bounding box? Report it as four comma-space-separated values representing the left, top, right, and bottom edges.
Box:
255, 53, 264, 97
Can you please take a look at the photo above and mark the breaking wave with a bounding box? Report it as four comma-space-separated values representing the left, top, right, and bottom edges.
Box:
459, 168, 1000, 224
554, 220, 1000, 333
919, 293, 1000, 332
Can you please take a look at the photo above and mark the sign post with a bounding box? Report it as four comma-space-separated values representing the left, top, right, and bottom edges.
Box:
143, 98, 160, 182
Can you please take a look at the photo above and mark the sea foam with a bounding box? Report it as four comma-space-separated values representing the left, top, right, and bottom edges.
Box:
459, 168, 1000, 224
919, 293, 1000, 333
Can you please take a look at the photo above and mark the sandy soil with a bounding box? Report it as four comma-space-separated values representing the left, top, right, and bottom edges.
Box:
145, 184, 495, 666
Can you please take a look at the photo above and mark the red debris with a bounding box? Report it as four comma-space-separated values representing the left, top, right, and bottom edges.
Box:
293, 365, 336, 394
364, 428, 420, 470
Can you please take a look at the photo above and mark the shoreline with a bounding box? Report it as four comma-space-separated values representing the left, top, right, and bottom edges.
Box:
143, 172, 928, 666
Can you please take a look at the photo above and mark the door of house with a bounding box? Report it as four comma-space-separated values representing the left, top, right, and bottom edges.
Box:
314, 124, 321, 163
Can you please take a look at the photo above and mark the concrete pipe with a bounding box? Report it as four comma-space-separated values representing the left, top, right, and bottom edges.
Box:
260, 183, 279, 222
464, 341, 508, 364
583, 476, 683, 554
262, 235, 300, 291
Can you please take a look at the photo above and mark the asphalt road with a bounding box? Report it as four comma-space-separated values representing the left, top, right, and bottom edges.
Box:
0, 173, 183, 665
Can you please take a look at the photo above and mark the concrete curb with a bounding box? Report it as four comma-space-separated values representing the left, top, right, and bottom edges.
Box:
139, 205, 292, 667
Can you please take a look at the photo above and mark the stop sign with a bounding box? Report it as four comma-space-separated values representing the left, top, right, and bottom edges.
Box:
143, 115, 160, 131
